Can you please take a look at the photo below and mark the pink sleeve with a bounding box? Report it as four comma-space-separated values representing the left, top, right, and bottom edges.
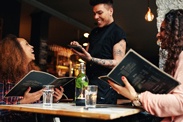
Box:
140, 52, 183, 117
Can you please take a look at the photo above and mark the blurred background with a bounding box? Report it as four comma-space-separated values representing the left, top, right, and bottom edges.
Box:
0, 0, 158, 77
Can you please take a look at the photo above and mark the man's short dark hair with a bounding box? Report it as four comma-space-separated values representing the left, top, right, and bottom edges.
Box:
89, 0, 113, 6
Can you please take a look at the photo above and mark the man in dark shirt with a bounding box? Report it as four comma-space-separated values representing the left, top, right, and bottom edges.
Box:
70, 0, 127, 104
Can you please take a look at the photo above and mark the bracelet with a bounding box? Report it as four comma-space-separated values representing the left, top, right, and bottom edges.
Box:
132, 93, 142, 107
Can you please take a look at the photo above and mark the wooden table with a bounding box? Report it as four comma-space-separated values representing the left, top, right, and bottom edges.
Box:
0, 103, 142, 120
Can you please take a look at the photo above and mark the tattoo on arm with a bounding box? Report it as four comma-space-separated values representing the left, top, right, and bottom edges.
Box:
114, 49, 123, 56
91, 40, 126, 68
101, 59, 105, 65
92, 58, 115, 68
109, 60, 113, 65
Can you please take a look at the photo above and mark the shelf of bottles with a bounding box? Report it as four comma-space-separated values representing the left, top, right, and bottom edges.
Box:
49, 44, 81, 77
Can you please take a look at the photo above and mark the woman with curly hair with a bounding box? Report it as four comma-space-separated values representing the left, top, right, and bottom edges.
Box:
109, 9, 183, 122
0, 34, 63, 121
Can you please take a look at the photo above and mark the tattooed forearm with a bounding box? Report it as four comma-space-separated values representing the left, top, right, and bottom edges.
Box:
109, 60, 113, 65
92, 58, 116, 69
101, 59, 105, 65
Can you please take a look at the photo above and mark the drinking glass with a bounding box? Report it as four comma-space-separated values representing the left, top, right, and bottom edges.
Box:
85, 85, 98, 108
43, 85, 54, 107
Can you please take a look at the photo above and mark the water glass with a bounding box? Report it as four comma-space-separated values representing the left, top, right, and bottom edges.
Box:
43, 85, 54, 107
85, 85, 98, 108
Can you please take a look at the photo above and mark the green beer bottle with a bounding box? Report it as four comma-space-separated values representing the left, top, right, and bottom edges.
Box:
75, 62, 89, 106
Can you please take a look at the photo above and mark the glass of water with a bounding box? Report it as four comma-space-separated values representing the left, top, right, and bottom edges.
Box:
43, 85, 54, 107
85, 85, 98, 108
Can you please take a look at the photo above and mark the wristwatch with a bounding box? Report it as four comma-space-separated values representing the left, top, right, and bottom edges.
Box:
132, 93, 142, 107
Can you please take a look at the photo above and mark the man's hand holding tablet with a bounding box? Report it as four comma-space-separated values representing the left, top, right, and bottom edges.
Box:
68, 45, 84, 53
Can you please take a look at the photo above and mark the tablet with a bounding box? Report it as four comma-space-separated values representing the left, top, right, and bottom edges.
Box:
68, 45, 84, 53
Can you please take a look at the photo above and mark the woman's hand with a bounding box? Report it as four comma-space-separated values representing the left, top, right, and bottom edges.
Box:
108, 76, 137, 101
53, 86, 64, 103
70, 41, 92, 62
20, 87, 43, 104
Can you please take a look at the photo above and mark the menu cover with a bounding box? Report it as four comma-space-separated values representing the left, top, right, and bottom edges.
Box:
5, 70, 75, 97
99, 49, 180, 94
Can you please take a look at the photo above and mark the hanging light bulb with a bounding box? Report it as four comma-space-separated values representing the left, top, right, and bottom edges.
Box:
145, 7, 154, 21
145, 0, 154, 22
83, 32, 89, 38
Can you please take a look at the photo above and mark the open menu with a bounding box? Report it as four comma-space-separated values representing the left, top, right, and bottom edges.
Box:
99, 49, 180, 94
5, 70, 75, 97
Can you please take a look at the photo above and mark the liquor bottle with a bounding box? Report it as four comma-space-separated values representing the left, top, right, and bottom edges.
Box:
75, 62, 89, 106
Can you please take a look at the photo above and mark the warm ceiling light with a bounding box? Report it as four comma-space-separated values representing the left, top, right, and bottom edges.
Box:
83, 33, 89, 38
145, 7, 154, 21
83, 43, 88, 47
145, 0, 154, 22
